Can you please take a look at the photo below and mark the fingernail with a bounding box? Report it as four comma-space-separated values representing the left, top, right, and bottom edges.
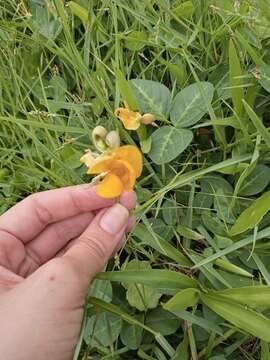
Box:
100, 204, 129, 234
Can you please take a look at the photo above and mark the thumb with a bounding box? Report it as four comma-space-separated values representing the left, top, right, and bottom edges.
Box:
63, 203, 129, 282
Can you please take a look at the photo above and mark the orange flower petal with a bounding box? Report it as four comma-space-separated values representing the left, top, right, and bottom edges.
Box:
115, 108, 141, 130
87, 156, 113, 174
83, 145, 142, 197
111, 145, 142, 178
110, 159, 136, 191
96, 173, 124, 198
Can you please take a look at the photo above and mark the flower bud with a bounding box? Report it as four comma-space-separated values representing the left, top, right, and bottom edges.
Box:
105, 130, 120, 149
92, 126, 108, 152
140, 113, 156, 125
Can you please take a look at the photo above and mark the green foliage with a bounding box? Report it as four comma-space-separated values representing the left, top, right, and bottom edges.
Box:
84, 312, 122, 347
120, 314, 144, 350
124, 31, 149, 51
123, 260, 162, 311
201, 293, 270, 342
115, 69, 139, 110
170, 82, 214, 128
149, 126, 193, 164
2, 0, 270, 358
230, 191, 270, 235
130, 79, 171, 118
239, 164, 270, 196
164, 288, 200, 312
145, 307, 181, 336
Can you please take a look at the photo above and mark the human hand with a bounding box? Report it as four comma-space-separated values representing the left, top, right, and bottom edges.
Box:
0, 185, 136, 360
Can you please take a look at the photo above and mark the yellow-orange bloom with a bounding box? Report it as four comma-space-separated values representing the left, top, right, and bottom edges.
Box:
80, 145, 142, 198
115, 106, 156, 131
114, 108, 142, 130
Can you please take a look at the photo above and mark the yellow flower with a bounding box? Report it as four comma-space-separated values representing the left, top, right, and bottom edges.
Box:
114, 101, 156, 130
80, 145, 142, 198
114, 108, 142, 130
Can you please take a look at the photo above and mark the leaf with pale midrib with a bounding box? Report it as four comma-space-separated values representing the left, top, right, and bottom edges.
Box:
130, 79, 171, 118
149, 126, 193, 164
170, 82, 214, 128
239, 164, 270, 196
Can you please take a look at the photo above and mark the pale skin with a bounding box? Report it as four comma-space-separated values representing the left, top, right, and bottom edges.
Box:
0, 184, 136, 360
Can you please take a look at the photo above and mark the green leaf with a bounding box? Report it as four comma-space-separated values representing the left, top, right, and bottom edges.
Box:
120, 314, 144, 350
0, 115, 84, 132
213, 188, 235, 224
145, 307, 181, 335
214, 258, 253, 278
126, 281, 161, 311
192, 225, 270, 269
164, 288, 200, 312
59, 146, 81, 169
167, 63, 187, 86
212, 0, 233, 11
162, 198, 177, 225
257, 0, 270, 21
261, 340, 270, 360
235, 30, 263, 66
68, 1, 88, 28
172, 333, 189, 360
243, 100, 270, 149
133, 224, 191, 267
239, 164, 270, 196
97, 269, 198, 295
89, 279, 112, 303
130, 79, 171, 118
159, 57, 187, 86
230, 190, 270, 236
170, 82, 214, 128
168, 309, 223, 335
171, 0, 194, 18
195, 117, 241, 130
201, 293, 270, 342
115, 69, 139, 110
124, 31, 148, 51
84, 312, 122, 346
258, 63, 270, 93
164, 154, 251, 192
89, 298, 175, 357
252, 253, 270, 285
149, 126, 193, 164
176, 225, 204, 240
229, 39, 244, 116
89, 297, 150, 332
140, 136, 152, 154
202, 211, 227, 237
148, 217, 174, 242
202, 174, 233, 194
214, 235, 233, 249
121, 260, 161, 311
194, 188, 213, 214
211, 286, 270, 309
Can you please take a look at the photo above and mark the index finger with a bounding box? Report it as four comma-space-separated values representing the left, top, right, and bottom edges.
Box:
0, 185, 114, 243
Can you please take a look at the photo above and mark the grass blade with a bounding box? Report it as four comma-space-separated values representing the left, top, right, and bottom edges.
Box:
97, 269, 198, 294
243, 100, 270, 149
201, 293, 270, 342
192, 225, 270, 269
